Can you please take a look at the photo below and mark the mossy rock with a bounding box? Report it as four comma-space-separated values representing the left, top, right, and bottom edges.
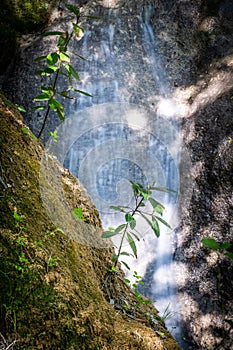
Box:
0, 96, 181, 349
0, 0, 52, 75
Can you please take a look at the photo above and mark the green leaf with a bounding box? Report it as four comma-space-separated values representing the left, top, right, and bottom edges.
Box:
155, 216, 172, 229
58, 33, 69, 49
72, 89, 92, 97
225, 252, 233, 260
140, 212, 153, 229
57, 91, 74, 99
121, 261, 130, 270
130, 181, 151, 199
151, 186, 178, 194
115, 224, 126, 233
120, 252, 131, 256
70, 52, 87, 61
141, 189, 151, 200
46, 52, 59, 65
34, 55, 47, 62
127, 233, 137, 258
48, 130, 59, 143
48, 98, 65, 121
148, 197, 165, 214
140, 213, 161, 237
41, 31, 64, 37
110, 205, 127, 212
44, 66, 58, 74
101, 231, 119, 238
60, 52, 70, 63
65, 4, 80, 15
32, 106, 45, 111
125, 213, 136, 229
202, 238, 220, 250
111, 254, 118, 262
125, 213, 133, 222
73, 23, 84, 40
130, 181, 144, 196
34, 70, 45, 76
65, 64, 81, 81
41, 86, 54, 97
124, 278, 131, 284
151, 217, 160, 238
13, 211, 23, 222
109, 266, 116, 272
16, 105, 26, 112
21, 127, 29, 134
129, 231, 140, 241
72, 207, 85, 221
34, 94, 49, 101
220, 242, 231, 250
130, 219, 136, 230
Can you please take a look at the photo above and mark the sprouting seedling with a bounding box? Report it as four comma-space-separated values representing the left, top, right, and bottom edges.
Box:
48, 130, 59, 142
13, 211, 23, 222
124, 271, 151, 308
202, 238, 233, 260
102, 180, 176, 271
72, 207, 86, 222
34, 4, 94, 138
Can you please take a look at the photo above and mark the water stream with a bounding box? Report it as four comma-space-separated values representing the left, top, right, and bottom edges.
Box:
60, 2, 186, 348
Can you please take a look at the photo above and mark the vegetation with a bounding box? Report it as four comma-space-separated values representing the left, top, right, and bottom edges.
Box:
202, 237, 233, 260
101, 180, 176, 312
34, 4, 93, 138
0, 0, 52, 75
102, 181, 174, 270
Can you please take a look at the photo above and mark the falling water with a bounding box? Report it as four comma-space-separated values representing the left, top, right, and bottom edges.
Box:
60, 2, 186, 348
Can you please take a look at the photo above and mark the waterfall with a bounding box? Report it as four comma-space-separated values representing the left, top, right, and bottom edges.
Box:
46, 2, 187, 348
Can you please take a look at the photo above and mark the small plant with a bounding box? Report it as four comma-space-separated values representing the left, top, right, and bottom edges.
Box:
72, 207, 86, 222
4, 98, 26, 113
21, 127, 37, 139
125, 271, 151, 307
102, 180, 175, 270
160, 303, 176, 322
13, 211, 23, 223
202, 238, 233, 260
48, 130, 59, 142
34, 4, 93, 138
47, 256, 61, 269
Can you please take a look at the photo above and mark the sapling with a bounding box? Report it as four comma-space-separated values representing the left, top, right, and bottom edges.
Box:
33, 4, 93, 138
102, 180, 175, 270
102, 180, 176, 308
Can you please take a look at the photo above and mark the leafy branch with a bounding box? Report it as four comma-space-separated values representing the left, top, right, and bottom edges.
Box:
102, 180, 175, 270
34, 4, 92, 138
202, 238, 233, 260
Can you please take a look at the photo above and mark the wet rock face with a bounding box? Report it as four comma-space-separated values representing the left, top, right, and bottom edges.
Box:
170, 1, 233, 349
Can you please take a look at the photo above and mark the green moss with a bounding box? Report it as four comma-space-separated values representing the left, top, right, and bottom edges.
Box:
0, 99, 181, 349
0, 0, 55, 74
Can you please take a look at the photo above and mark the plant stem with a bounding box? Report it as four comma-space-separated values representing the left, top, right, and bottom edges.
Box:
37, 12, 79, 138
113, 195, 144, 268
114, 224, 129, 268
37, 105, 51, 138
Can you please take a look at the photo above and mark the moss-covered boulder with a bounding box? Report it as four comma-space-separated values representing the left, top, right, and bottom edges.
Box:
0, 97, 181, 349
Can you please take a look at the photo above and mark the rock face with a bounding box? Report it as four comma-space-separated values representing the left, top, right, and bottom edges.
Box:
1, 0, 233, 349
0, 96, 181, 349
158, 1, 233, 349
